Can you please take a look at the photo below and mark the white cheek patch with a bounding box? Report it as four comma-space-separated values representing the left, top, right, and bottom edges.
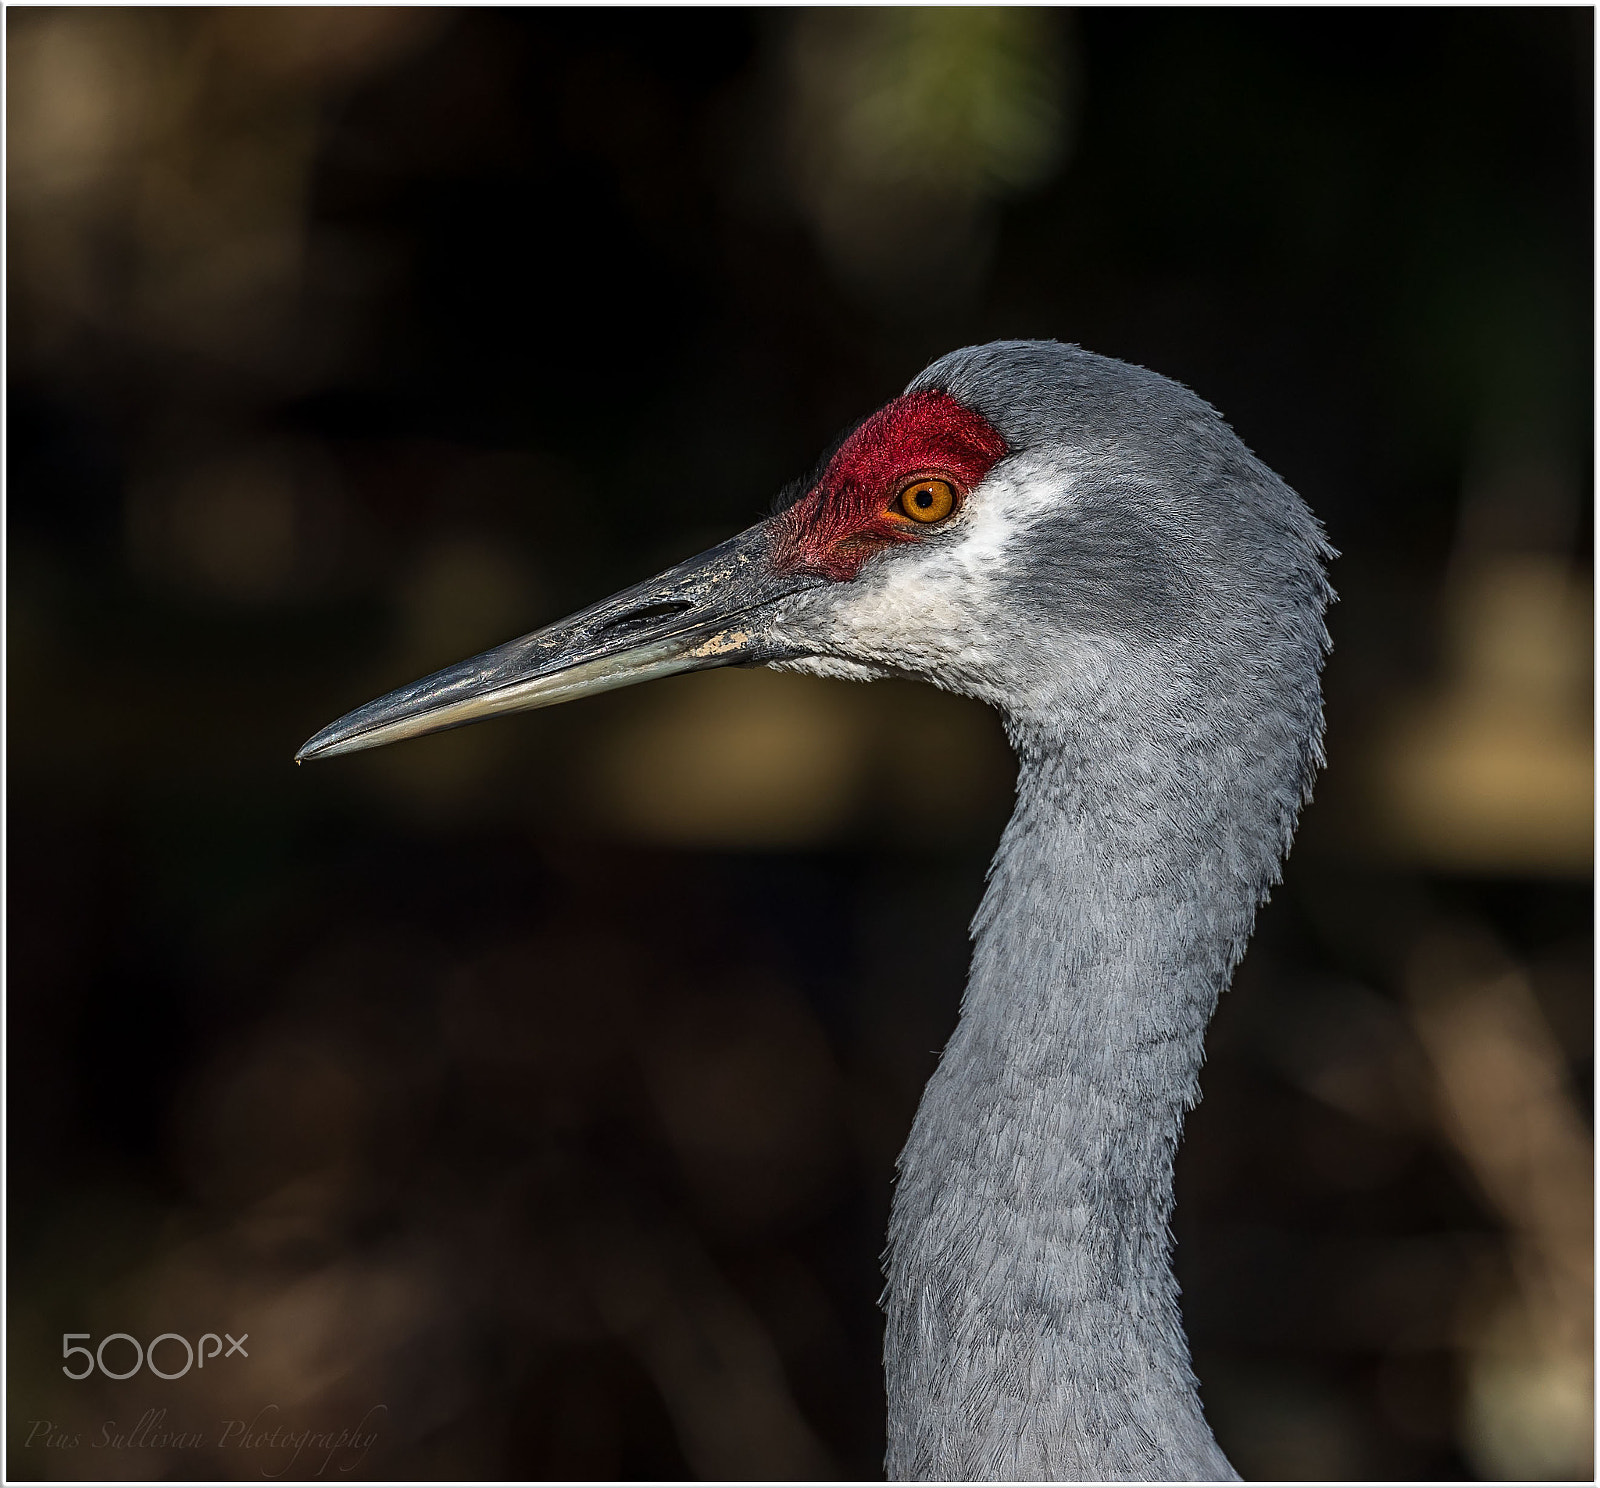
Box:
828, 452, 1077, 640
940, 447, 1073, 576
765, 449, 1087, 700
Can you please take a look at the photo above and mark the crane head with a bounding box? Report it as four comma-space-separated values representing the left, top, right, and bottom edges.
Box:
297, 340, 1332, 764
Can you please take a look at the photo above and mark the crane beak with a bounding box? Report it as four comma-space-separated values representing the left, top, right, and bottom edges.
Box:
296, 523, 818, 762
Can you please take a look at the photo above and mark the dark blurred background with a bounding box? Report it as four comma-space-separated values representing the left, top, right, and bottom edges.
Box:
7, 8, 1592, 1482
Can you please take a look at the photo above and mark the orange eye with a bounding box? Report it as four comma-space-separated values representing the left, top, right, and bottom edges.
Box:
897, 477, 957, 524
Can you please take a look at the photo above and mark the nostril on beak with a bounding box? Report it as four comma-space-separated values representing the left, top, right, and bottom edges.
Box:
590, 598, 696, 641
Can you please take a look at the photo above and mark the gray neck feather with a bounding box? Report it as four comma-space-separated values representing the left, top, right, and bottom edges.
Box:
884, 715, 1266, 1482
881, 338, 1331, 1482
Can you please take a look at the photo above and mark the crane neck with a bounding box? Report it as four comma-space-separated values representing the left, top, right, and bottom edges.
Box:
883, 724, 1264, 1481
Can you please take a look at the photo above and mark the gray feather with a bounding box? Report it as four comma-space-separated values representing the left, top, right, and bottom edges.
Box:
881, 342, 1334, 1481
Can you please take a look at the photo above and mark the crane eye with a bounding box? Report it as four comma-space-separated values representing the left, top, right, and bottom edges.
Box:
896, 478, 957, 524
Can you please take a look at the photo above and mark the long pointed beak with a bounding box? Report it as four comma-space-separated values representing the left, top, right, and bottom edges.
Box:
296, 523, 817, 762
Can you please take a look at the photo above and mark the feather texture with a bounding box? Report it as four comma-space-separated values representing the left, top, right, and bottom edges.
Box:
855, 342, 1335, 1480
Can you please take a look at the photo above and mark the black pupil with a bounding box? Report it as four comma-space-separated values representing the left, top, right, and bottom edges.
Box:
915, 488, 933, 507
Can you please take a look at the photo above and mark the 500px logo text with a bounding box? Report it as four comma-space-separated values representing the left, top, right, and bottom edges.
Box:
62, 1331, 249, 1380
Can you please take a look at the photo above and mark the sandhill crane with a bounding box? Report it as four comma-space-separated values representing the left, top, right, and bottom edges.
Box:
300, 340, 1333, 1481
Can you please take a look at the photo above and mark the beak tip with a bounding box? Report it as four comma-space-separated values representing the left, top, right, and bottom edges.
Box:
294, 725, 343, 764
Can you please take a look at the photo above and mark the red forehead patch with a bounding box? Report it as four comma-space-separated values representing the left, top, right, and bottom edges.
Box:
771, 390, 1007, 581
